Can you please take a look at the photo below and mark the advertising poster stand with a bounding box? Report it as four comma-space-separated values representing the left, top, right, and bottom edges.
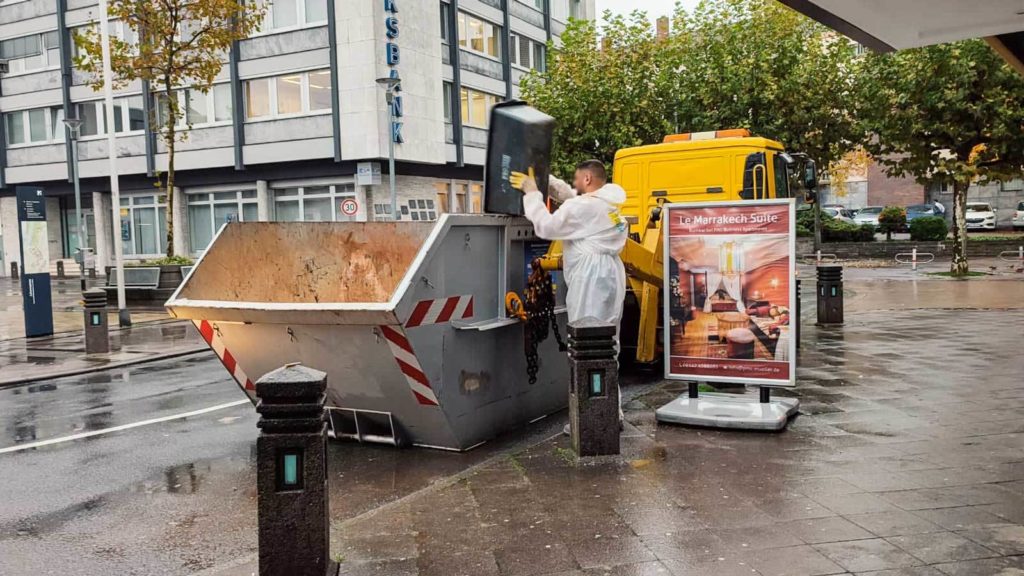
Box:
655, 200, 799, 431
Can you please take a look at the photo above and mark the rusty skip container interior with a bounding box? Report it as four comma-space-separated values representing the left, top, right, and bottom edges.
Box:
165, 215, 569, 451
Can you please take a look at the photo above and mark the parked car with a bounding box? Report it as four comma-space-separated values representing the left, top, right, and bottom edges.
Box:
853, 206, 884, 226
906, 204, 940, 223
822, 206, 855, 223
1014, 201, 1024, 230
965, 203, 997, 231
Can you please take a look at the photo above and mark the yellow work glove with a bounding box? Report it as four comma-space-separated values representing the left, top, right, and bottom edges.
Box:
509, 167, 538, 194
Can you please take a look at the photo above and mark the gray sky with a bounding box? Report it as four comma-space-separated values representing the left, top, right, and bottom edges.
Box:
596, 0, 701, 22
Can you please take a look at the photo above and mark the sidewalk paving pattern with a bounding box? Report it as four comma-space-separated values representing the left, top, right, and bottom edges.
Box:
3, 271, 1024, 576
321, 307, 1024, 576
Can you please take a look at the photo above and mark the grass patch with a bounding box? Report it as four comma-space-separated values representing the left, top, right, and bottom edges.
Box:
507, 454, 526, 475
333, 553, 346, 564
698, 383, 717, 393
969, 235, 1024, 242
926, 271, 990, 278
553, 446, 577, 465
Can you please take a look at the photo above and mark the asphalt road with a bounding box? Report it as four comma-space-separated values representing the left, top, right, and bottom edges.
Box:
0, 353, 580, 575
0, 354, 258, 575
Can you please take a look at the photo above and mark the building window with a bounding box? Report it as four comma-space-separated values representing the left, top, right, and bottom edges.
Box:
273, 183, 357, 222
470, 183, 483, 213
187, 190, 258, 253
119, 194, 168, 257
510, 34, 545, 72
440, 2, 451, 43
405, 198, 436, 221
373, 203, 394, 219
457, 12, 501, 59
0, 31, 60, 75
244, 70, 332, 120
459, 87, 499, 128
1001, 179, 1024, 192
570, 0, 582, 19
4, 97, 146, 146
152, 84, 233, 129
442, 82, 453, 123
255, 0, 328, 32
71, 21, 139, 63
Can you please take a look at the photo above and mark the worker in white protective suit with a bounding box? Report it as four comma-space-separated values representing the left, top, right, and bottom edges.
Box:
510, 159, 628, 428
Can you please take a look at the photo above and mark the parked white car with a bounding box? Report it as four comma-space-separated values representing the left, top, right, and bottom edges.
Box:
853, 206, 883, 226
1013, 201, 1024, 231
966, 203, 997, 231
823, 206, 855, 223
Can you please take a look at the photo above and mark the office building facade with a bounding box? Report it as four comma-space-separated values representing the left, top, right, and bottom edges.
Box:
0, 0, 594, 274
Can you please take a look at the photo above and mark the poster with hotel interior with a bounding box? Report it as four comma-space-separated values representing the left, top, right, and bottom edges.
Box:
664, 200, 796, 387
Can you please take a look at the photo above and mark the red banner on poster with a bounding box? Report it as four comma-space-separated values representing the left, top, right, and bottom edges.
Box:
664, 200, 796, 387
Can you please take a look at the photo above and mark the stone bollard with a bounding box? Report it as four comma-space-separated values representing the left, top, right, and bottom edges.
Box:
82, 289, 109, 354
56, 260, 65, 279
88, 268, 97, 279
568, 318, 620, 457
10, 262, 18, 279
256, 364, 338, 576
816, 265, 844, 325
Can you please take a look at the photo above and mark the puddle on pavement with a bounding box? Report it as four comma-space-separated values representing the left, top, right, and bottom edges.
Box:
1, 496, 107, 539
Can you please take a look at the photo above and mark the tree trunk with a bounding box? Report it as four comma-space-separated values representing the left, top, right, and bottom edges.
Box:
166, 136, 176, 258
164, 80, 177, 259
950, 179, 969, 276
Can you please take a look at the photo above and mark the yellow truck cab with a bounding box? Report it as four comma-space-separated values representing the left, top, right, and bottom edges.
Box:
613, 129, 794, 233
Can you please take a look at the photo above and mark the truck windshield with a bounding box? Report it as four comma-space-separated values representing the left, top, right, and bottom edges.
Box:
773, 154, 790, 198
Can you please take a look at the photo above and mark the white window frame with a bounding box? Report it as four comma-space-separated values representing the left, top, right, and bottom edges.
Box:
73, 95, 149, 142
510, 33, 545, 72
71, 21, 139, 63
253, 0, 329, 35
4, 107, 60, 147
271, 183, 357, 222
243, 69, 332, 122
186, 189, 258, 254
118, 193, 169, 258
0, 30, 61, 76
153, 84, 234, 130
457, 11, 502, 61
459, 86, 500, 128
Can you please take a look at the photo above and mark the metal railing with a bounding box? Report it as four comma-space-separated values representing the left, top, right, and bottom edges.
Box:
895, 248, 935, 271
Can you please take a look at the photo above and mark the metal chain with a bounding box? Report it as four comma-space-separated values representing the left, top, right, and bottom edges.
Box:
523, 258, 567, 385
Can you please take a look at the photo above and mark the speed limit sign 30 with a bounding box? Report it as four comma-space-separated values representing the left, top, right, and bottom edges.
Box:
340, 198, 358, 216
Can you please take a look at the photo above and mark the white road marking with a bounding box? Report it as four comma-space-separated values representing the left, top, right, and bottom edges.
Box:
0, 399, 251, 455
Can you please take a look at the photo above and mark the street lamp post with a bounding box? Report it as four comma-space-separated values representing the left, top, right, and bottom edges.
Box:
98, 0, 130, 327
375, 77, 401, 221
64, 117, 87, 291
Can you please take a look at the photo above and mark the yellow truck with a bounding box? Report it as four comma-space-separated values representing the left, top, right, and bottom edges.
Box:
540, 129, 817, 365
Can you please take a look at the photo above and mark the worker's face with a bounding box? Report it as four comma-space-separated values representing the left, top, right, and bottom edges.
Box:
573, 169, 603, 193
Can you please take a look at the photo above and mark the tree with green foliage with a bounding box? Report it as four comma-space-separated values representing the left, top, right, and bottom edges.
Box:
521, 13, 678, 176
522, 0, 864, 177
855, 40, 1024, 276
877, 206, 906, 241
75, 0, 265, 257
673, 0, 863, 169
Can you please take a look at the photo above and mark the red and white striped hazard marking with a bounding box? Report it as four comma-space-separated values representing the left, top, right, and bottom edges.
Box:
194, 320, 255, 392
379, 325, 439, 406
405, 295, 474, 328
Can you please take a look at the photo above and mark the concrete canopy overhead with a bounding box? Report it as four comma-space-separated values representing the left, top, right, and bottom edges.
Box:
777, 0, 1024, 73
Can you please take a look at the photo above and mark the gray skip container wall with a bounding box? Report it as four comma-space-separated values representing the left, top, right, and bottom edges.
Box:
165, 215, 569, 451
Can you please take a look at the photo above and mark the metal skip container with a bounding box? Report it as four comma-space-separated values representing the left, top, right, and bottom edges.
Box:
165, 215, 568, 451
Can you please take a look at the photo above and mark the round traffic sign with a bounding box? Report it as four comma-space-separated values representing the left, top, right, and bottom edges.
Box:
340, 198, 358, 216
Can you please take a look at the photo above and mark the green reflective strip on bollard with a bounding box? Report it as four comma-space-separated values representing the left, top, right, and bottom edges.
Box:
91, 312, 101, 326
283, 453, 299, 486
590, 371, 603, 396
